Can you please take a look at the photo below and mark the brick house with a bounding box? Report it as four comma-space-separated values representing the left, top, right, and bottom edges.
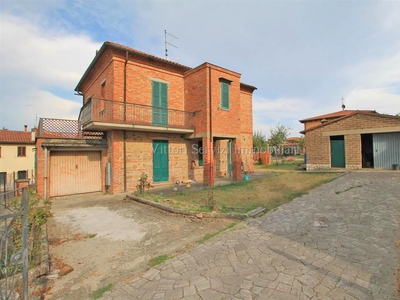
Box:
0, 126, 36, 190
300, 110, 400, 170
36, 41, 256, 198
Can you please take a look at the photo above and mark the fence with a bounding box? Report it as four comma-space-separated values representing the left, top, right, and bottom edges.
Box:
0, 172, 35, 202
0, 188, 29, 300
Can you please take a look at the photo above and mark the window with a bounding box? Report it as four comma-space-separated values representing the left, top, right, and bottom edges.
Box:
17, 170, 27, 179
198, 141, 203, 167
17, 146, 26, 157
220, 81, 230, 110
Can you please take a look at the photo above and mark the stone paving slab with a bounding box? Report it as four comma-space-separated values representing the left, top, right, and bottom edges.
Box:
101, 172, 400, 300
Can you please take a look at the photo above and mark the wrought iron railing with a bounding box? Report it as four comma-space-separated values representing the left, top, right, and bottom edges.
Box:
0, 188, 29, 300
79, 98, 195, 130
37, 118, 105, 139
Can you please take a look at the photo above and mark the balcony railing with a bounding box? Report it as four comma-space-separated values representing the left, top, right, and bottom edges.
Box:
79, 98, 195, 131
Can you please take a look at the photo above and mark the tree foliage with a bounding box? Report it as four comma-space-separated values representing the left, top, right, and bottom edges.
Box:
269, 124, 291, 147
297, 135, 306, 148
253, 130, 268, 150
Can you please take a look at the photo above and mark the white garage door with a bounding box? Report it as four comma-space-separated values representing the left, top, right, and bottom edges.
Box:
50, 151, 101, 197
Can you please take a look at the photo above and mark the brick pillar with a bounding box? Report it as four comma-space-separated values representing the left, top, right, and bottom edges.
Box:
202, 136, 214, 187
232, 138, 243, 181
16, 179, 30, 196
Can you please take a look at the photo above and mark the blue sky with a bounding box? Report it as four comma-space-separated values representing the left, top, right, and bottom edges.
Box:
1, 0, 400, 137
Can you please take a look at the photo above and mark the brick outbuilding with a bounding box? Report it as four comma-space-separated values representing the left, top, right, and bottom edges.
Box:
300, 110, 400, 170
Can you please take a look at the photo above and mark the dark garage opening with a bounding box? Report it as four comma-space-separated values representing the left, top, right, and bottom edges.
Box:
361, 134, 374, 168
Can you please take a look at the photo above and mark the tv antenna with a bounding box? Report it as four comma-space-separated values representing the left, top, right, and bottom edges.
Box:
165, 30, 179, 59
341, 97, 346, 110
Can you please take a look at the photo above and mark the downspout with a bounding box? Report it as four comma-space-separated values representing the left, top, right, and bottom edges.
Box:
208, 66, 214, 187
44, 147, 48, 199
123, 51, 128, 191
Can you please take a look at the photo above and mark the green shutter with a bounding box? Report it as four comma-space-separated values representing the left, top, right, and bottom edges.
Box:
152, 81, 168, 126
221, 82, 229, 109
153, 140, 169, 182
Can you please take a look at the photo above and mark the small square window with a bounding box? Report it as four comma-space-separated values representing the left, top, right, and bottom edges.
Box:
17, 146, 26, 157
17, 170, 27, 179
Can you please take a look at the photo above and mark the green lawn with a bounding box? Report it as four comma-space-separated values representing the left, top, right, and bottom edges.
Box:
144, 166, 340, 214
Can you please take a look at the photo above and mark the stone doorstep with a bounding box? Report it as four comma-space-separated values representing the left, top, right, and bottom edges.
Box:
127, 195, 266, 220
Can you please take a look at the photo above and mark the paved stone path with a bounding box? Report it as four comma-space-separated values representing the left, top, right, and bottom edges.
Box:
101, 172, 400, 300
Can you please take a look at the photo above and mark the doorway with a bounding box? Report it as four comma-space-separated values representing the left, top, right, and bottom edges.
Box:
330, 136, 345, 168
361, 134, 374, 168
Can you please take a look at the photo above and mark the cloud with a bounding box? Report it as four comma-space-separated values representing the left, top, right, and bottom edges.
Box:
0, 13, 101, 130
346, 87, 400, 115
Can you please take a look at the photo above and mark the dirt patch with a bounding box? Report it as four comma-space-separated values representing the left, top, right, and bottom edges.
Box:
32, 193, 233, 299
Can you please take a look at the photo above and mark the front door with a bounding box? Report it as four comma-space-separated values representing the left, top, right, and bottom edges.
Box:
153, 140, 169, 182
330, 138, 345, 168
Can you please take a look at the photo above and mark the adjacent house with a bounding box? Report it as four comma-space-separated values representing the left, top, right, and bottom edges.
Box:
300, 110, 400, 170
36, 41, 256, 198
0, 126, 36, 191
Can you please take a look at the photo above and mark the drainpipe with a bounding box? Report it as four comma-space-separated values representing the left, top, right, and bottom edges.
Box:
44, 147, 48, 199
208, 65, 214, 187
123, 51, 128, 191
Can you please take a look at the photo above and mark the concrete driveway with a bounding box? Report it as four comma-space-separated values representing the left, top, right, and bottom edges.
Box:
102, 172, 400, 300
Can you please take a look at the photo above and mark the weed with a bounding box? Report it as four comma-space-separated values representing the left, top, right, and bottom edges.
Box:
90, 283, 113, 299
197, 222, 237, 244
87, 233, 97, 239
148, 254, 169, 267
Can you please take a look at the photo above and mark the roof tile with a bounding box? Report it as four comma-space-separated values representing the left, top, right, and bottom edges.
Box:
0, 130, 34, 144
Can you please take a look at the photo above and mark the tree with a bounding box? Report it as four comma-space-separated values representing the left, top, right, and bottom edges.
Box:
269, 124, 291, 147
253, 130, 268, 150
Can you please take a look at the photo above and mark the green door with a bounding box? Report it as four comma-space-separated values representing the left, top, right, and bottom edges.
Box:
227, 140, 232, 175
331, 140, 345, 168
152, 81, 168, 126
153, 140, 169, 182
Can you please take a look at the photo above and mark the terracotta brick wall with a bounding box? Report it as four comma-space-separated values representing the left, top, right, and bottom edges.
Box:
109, 130, 203, 193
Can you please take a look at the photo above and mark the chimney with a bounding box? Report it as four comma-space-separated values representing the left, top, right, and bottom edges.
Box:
24, 125, 28, 132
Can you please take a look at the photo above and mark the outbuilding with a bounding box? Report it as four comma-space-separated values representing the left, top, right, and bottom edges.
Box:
300, 110, 400, 170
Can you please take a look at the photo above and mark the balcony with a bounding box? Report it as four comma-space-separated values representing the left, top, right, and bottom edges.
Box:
79, 98, 195, 133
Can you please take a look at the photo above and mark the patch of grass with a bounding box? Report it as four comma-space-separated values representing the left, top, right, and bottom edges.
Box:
90, 283, 113, 299
197, 222, 238, 244
141, 166, 340, 215
148, 254, 169, 267
86, 233, 97, 239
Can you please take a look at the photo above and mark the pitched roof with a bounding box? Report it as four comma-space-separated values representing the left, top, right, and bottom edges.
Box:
75, 41, 257, 93
75, 41, 191, 91
299, 110, 376, 123
300, 110, 400, 134
0, 130, 34, 144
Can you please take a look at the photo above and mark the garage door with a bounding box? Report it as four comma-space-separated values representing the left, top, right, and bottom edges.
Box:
373, 132, 400, 169
50, 151, 101, 197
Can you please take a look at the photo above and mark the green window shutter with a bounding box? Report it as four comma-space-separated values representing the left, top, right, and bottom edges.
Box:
152, 81, 160, 106
221, 82, 229, 109
152, 81, 168, 126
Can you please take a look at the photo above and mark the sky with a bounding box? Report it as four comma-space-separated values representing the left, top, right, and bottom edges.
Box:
1, 0, 400, 137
